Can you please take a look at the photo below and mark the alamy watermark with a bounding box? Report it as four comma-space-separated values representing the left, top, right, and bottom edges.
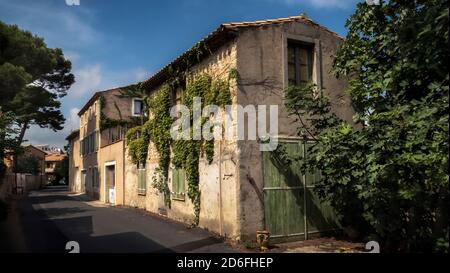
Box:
170, 98, 279, 151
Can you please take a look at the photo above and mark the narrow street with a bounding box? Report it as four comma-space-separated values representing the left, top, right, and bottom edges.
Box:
0, 186, 239, 253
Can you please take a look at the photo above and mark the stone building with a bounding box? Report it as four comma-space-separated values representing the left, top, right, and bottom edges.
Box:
67, 88, 145, 202
122, 15, 354, 242
66, 129, 81, 192
67, 15, 353, 242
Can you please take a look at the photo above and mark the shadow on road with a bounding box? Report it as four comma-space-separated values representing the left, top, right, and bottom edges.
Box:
1, 187, 232, 253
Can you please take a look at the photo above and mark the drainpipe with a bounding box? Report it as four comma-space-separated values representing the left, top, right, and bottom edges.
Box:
219, 132, 224, 236
122, 140, 126, 206
303, 141, 308, 240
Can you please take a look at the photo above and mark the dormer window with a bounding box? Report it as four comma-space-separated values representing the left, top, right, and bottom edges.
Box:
132, 98, 143, 116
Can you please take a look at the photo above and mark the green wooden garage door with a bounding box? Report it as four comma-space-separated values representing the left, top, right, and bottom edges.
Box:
263, 140, 340, 240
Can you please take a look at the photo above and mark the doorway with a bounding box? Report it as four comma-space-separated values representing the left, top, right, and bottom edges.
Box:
80, 170, 87, 193
263, 140, 340, 241
104, 163, 116, 204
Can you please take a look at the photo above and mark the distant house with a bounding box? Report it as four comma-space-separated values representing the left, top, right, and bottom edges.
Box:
35, 144, 64, 155
44, 153, 66, 183
66, 129, 81, 192
3, 145, 46, 176
68, 15, 354, 242
23, 145, 46, 176
1, 145, 47, 194
67, 88, 144, 201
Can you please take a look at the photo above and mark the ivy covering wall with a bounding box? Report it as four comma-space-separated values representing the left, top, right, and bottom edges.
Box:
126, 69, 236, 226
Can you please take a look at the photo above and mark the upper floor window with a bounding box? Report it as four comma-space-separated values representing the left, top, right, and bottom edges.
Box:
172, 87, 184, 119
132, 98, 144, 116
288, 42, 314, 86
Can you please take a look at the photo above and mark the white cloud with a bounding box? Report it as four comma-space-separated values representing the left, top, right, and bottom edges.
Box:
69, 65, 102, 97
67, 107, 81, 131
0, 0, 99, 48
132, 68, 151, 82
282, 0, 359, 9
64, 51, 81, 63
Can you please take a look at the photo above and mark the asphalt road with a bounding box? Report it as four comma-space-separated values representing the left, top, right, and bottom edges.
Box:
0, 186, 239, 253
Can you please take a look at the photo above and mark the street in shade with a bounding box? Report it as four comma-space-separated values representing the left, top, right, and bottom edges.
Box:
0, 186, 238, 253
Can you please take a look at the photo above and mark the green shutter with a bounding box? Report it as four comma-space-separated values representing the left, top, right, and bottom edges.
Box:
95, 131, 99, 150
263, 140, 340, 241
138, 168, 146, 195
172, 168, 186, 200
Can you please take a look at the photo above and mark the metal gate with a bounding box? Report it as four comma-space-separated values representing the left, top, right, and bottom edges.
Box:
263, 140, 340, 241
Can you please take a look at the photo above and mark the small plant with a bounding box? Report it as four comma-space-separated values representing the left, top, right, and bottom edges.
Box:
244, 240, 259, 250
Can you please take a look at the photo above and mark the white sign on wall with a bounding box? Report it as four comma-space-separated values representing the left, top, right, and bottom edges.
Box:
109, 188, 116, 204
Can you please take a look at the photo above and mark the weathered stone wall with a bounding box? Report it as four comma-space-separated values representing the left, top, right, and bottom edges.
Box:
71, 88, 133, 202
124, 41, 241, 238
235, 22, 352, 240
98, 140, 125, 205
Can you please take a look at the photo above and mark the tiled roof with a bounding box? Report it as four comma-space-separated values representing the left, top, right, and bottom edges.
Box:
141, 15, 343, 90
23, 145, 47, 156
45, 153, 66, 162
66, 129, 80, 141
223, 15, 343, 39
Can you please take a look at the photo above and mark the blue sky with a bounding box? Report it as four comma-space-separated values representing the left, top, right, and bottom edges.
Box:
0, 0, 361, 148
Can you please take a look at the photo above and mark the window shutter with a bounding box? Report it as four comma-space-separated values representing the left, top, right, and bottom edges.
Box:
138, 167, 146, 195
82, 139, 85, 155
91, 134, 94, 153
172, 168, 185, 200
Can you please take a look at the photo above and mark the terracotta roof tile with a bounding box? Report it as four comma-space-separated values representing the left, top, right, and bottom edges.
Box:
142, 15, 343, 91
45, 154, 66, 162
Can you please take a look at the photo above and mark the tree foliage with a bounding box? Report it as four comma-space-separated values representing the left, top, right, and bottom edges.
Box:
16, 153, 41, 175
0, 21, 74, 146
285, 0, 448, 252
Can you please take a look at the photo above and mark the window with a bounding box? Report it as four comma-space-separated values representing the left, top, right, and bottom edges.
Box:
109, 128, 120, 143
172, 87, 184, 119
88, 167, 92, 187
118, 126, 125, 141
90, 133, 95, 153
288, 42, 314, 86
95, 131, 99, 151
87, 134, 91, 154
138, 163, 146, 195
92, 167, 99, 188
172, 168, 186, 201
81, 139, 85, 156
132, 98, 143, 116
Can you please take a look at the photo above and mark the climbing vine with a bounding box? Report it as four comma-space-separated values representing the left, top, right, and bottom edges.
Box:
172, 73, 233, 226
146, 84, 173, 205
126, 125, 149, 165
125, 40, 236, 225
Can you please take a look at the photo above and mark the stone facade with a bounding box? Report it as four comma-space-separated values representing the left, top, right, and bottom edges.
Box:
67, 130, 81, 193
68, 88, 139, 204
124, 41, 240, 238
69, 16, 354, 242
235, 21, 352, 240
